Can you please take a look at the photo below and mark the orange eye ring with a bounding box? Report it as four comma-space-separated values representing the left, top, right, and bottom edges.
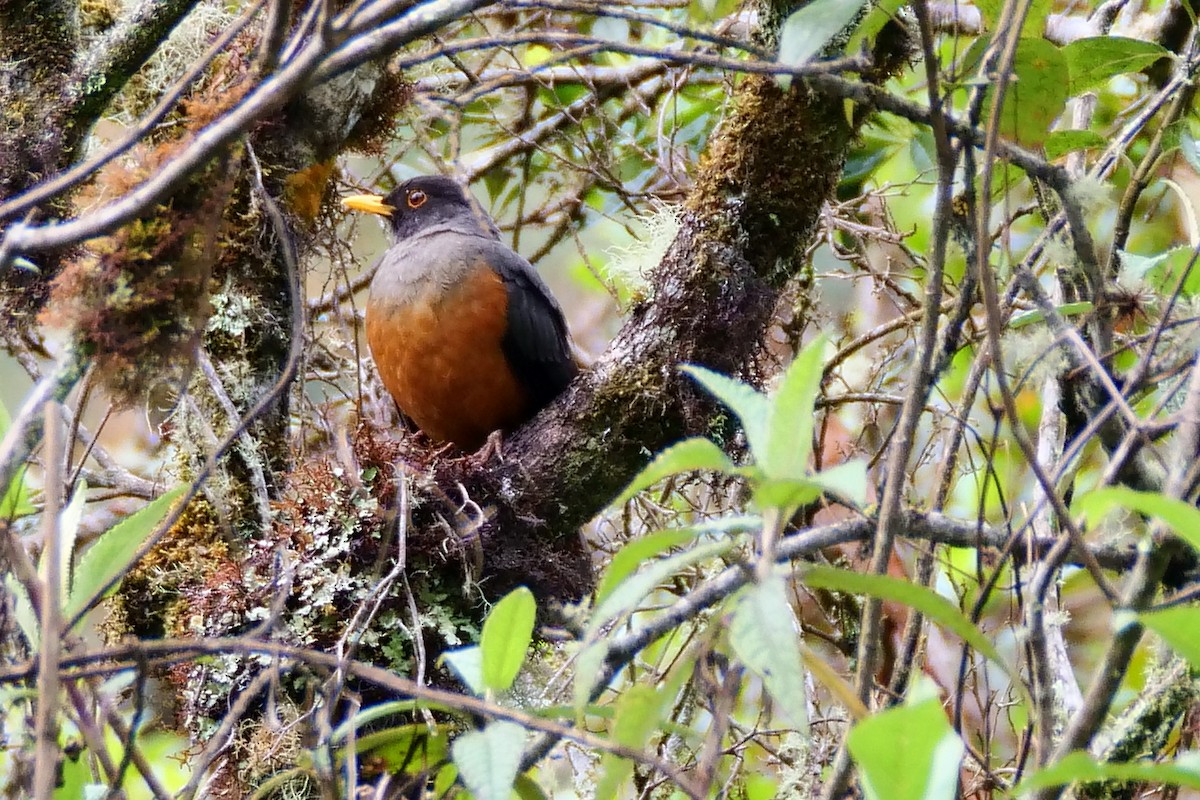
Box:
407, 189, 428, 209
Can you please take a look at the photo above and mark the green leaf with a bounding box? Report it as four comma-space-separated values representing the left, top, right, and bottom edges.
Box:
451, 721, 526, 800
752, 478, 823, 512
1140, 607, 1200, 667
53, 482, 86, 608
800, 565, 1016, 686
1009, 301, 1094, 330
849, 679, 964, 800
1076, 486, 1200, 554
778, 0, 869, 77
0, 463, 33, 518
573, 639, 610, 715
1117, 246, 1200, 296
612, 437, 735, 507
594, 684, 669, 799
4, 576, 36, 648
1043, 130, 1108, 161
513, 773, 550, 800
1119, 247, 1183, 281
963, 38, 1069, 146
764, 337, 825, 480
329, 700, 429, 749
596, 529, 698, 606
745, 774, 780, 800
433, 764, 458, 798
64, 485, 187, 626
600, 519, 758, 606
808, 460, 869, 509
975, 0, 1053, 34
351, 723, 453, 772
590, 538, 736, 635
996, 39, 1069, 146
848, 0, 907, 52
481, 587, 537, 692
1063, 37, 1171, 94
1182, 128, 1200, 175
0, 400, 33, 519
1015, 751, 1200, 794
441, 646, 485, 695
681, 365, 770, 460
729, 574, 808, 729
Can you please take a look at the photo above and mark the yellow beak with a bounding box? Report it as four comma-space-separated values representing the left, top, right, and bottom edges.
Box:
341, 193, 395, 217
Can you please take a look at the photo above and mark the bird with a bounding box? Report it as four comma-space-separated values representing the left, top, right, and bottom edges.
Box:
341, 175, 578, 451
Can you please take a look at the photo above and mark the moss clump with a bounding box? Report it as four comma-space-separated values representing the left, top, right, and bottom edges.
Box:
79, 0, 120, 32
687, 75, 850, 286
114, 498, 235, 640
341, 69, 414, 156
127, 426, 493, 735
40, 70, 254, 404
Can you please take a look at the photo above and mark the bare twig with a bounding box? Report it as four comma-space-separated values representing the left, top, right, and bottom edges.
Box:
32, 403, 65, 800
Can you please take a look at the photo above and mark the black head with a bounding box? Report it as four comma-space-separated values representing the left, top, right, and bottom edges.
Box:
343, 175, 494, 241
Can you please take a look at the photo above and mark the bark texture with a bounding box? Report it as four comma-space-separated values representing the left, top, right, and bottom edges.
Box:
457, 75, 854, 601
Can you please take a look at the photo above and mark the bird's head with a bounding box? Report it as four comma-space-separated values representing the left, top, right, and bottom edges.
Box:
342, 175, 495, 241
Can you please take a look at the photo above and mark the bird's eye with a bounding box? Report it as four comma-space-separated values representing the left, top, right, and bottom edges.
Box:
407, 189, 428, 209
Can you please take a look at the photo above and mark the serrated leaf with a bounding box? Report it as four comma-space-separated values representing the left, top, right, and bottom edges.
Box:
778, 0, 869, 85
1063, 37, 1171, 94
1140, 607, 1200, 667
51, 482, 86, 609
451, 721, 525, 800
1015, 751, 1200, 794
612, 437, 735, 507
764, 337, 825, 480
0, 400, 33, 519
4, 576, 36, 649
681, 365, 770, 459
729, 574, 808, 729
441, 646, 485, 695
481, 587, 536, 692
849, 680, 964, 800
1044, 130, 1107, 161
64, 485, 187, 626
0, 463, 33, 518
1076, 486, 1200, 554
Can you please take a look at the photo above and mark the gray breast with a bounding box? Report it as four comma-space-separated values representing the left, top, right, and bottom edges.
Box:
369, 228, 494, 307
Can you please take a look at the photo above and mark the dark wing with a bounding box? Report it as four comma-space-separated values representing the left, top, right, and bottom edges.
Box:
482, 241, 578, 411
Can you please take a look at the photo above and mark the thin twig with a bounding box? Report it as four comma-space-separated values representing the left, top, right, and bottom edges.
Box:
32, 403, 65, 800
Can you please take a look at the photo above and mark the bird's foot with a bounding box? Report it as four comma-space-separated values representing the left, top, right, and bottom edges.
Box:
473, 430, 506, 464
